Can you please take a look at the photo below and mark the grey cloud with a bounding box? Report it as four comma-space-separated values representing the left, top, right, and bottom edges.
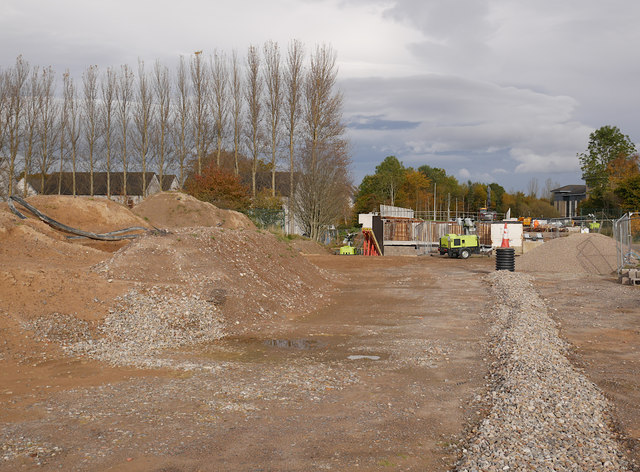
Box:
347, 114, 421, 130
342, 73, 589, 188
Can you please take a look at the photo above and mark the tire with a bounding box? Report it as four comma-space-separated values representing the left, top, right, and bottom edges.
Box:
460, 249, 470, 259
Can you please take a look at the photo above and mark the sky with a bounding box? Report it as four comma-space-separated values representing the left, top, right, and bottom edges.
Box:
2, 0, 639, 193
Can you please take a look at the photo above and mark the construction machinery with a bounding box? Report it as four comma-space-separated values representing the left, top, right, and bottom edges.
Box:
478, 207, 498, 221
439, 234, 492, 259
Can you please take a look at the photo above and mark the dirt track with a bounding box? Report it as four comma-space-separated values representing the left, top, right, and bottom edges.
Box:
1, 255, 492, 471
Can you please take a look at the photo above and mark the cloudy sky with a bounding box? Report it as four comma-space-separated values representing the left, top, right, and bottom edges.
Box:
2, 0, 639, 192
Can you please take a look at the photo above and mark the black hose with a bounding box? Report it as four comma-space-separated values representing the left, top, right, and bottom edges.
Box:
8, 195, 157, 241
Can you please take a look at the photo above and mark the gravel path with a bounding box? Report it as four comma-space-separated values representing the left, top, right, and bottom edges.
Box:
455, 271, 631, 472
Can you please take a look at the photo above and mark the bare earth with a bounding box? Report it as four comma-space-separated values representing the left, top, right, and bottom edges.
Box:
1, 195, 639, 471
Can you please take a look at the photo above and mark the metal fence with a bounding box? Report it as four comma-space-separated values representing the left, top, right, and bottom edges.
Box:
381, 218, 494, 253
613, 212, 640, 274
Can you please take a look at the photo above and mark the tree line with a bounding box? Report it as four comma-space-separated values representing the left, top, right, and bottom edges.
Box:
354, 155, 561, 219
0, 42, 352, 240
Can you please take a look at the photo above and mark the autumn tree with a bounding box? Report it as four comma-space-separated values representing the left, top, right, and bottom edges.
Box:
400, 169, 431, 210
184, 162, 250, 211
614, 174, 640, 210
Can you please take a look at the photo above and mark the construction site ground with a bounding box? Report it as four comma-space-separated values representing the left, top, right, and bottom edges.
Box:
1, 195, 639, 471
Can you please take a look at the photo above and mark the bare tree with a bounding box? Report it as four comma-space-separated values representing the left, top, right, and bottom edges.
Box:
21, 66, 40, 197
0, 69, 9, 199
230, 50, 243, 175
100, 67, 117, 198
153, 59, 172, 186
245, 44, 263, 198
542, 177, 560, 201
211, 50, 228, 167
5, 56, 29, 197
35, 66, 58, 194
263, 40, 282, 197
117, 64, 134, 199
295, 140, 351, 240
64, 72, 81, 196
527, 177, 539, 199
295, 44, 350, 240
134, 59, 153, 195
190, 51, 212, 174
82, 64, 99, 195
57, 72, 70, 194
284, 39, 304, 232
174, 56, 191, 187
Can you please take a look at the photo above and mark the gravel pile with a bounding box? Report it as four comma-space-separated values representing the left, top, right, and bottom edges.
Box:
455, 271, 630, 472
517, 233, 617, 275
61, 287, 225, 368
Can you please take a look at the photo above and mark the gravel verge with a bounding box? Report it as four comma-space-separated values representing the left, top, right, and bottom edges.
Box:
455, 271, 631, 472
25, 286, 225, 369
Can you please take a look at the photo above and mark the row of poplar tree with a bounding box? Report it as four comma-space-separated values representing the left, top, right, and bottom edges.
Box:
0, 41, 352, 240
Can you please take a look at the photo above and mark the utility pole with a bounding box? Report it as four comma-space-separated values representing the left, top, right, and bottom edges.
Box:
433, 182, 437, 221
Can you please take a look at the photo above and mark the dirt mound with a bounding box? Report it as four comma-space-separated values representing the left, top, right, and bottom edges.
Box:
12, 195, 150, 233
517, 233, 617, 275
94, 227, 330, 334
133, 191, 254, 230
0, 197, 148, 323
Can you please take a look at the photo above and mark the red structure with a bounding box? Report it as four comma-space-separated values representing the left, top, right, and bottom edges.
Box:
362, 228, 382, 256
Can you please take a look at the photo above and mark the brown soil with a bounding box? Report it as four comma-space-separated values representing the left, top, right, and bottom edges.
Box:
131, 191, 254, 230
1, 197, 640, 470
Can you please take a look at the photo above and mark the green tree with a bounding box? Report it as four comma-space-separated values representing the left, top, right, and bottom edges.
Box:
578, 125, 637, 202
375, 156, 406, 206
354, 174, 385, 214
614, 174, 640, 210
488, 183, 506, 212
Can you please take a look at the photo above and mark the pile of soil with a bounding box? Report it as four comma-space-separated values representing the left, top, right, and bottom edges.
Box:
517, 233, 617, 275
0, 195, 330, 370
132, 191, 254, 230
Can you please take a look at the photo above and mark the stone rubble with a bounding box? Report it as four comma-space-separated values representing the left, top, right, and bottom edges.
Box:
455, 271, 631, 472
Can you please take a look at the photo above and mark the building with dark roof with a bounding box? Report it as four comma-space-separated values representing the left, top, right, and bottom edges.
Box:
551, 184, 587, 218
17, 172, 179, 206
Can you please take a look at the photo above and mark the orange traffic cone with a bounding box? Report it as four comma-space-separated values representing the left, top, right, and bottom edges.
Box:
501, 223, 510, 248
